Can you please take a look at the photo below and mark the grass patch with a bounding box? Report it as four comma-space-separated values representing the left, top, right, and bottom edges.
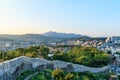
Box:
16, 70, 34, 80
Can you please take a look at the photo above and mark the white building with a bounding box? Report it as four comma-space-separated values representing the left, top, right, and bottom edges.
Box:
106, 36, 120, 44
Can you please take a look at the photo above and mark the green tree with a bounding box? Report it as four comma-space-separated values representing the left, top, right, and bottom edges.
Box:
52, 68, 64, 80
52, 47, 110, 68
107, 50, 112, 54
39, 46, 49, 58
64, 73, 73, 80
82, 76, 89, 80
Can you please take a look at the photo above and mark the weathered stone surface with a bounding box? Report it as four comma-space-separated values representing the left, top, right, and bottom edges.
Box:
0, 56, 110, 80
66, 63, 74, 72
36, 64, 45, 71
45, 63, 54, 69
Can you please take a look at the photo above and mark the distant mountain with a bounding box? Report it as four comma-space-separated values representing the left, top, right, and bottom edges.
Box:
0, 31, 90, 42
0, 34, 63, 42
0, 37, 14, 41
42, 31, 82, 38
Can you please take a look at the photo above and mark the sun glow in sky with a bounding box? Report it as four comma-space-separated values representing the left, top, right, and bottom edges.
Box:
0, 0, 120, 36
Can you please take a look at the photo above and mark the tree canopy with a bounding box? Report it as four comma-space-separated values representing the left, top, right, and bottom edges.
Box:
53, 47, 110, 68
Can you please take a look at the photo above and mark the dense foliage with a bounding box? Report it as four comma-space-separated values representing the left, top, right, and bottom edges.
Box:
18, 69, 110, 80
0, 46, 49, 62
52, 47, 110, 67
0, 46, 110, 68
16, 70, 34, 80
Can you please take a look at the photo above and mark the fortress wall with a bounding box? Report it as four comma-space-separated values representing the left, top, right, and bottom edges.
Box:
0, 56, 110, 80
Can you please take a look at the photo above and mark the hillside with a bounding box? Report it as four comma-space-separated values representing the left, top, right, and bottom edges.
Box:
0, 34, 63, 42
42, 31, 82, 38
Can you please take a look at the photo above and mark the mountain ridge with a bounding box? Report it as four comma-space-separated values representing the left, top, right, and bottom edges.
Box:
41, 31, 82, 38
0, 31, 89, 42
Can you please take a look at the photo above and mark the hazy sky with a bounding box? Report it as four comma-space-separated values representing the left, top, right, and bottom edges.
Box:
0, 0, 120, 36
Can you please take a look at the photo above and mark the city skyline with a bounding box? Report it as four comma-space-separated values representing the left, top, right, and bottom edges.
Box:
0, 0, 120, 37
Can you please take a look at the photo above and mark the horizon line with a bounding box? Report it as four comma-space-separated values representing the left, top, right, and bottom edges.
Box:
0, 31, 117, 37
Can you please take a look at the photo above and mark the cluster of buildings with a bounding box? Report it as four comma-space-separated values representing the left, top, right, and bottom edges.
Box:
0, 36, 120, 54
49, 36, 120, 54
50, 39, 104, 47
0, 41, 41, 52
98, 36, 120, 53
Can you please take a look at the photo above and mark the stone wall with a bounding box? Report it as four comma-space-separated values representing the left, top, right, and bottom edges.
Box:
52, 60, 109, 73
0, 56, 33, 80
0, 56, 110, 80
